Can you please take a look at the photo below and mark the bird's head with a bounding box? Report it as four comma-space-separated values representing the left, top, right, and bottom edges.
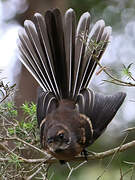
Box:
40, 100, 85, 160
45, 124, 71, 154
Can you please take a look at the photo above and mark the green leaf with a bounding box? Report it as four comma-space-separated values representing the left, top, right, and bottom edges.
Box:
122, 63, 134, 80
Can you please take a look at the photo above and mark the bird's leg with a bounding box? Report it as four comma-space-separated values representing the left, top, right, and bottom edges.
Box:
81, 149, 88, 161
59, 160, 66, 164
81, 149, 96, 161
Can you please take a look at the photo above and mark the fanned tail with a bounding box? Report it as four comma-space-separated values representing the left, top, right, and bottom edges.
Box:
18, 8, 111, 101
18, 8, 126, 141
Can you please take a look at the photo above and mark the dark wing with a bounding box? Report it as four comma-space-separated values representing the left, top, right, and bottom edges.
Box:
76, 88, 126, 145
37, 88, 58, 126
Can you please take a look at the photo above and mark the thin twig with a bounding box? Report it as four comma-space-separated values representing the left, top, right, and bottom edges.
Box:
0, 136, 48, 156
94, 55, 135, 87
83, 37, 135, 87
47, 139, 135, 164
0, 139, 135, 164
26, 166, 42, 180
96, 132, 129, 179
66, 161, 87, 180
122, 127, 135, 133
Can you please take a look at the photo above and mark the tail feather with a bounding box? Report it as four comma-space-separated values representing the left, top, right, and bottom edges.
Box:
18, 8, 112, 101
97, 26, 112, 62
72, 12, 91, 98
82, 20, 105, 88
64, 8, 76, 97
83, 22, 112, 88
77, 20, 105, 90
18, 30, 49, 91
18, 43, 47, 91
24, 20, 59, 95
45, 9, 68, 99
33, 13, 60, 98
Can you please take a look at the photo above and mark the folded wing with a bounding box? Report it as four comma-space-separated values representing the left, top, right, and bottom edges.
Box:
76, 89, 126, 145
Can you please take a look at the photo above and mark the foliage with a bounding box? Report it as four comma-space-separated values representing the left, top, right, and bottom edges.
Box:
0, 99, 45, 179
7, 102, 38, 143
122, 63, 135, 81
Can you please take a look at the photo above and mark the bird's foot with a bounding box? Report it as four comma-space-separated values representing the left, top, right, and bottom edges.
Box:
59, 160, 66, 164
81, 149, 88, 161
81, 149, 96, 161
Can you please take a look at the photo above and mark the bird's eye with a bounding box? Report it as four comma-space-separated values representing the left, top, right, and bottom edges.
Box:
58, 133, 64, 139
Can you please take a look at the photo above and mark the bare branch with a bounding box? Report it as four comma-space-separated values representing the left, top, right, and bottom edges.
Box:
0, 136, 48, 156
46, 139, 135, 164
1, 139, 135, 164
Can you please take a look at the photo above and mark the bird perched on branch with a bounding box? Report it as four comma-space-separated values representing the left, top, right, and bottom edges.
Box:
18, 8, 126, 163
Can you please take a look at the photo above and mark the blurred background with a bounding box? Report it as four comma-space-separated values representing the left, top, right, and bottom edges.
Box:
0, 0, 135, 179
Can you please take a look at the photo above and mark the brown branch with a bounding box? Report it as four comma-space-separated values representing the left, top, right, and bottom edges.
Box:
0, 136, 48, 156
76, 140, 135, 161
46, 139, 135, 164
0, 139, 135, 164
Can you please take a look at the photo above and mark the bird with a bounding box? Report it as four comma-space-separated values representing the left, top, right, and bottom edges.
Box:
18, 8, 126, 163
